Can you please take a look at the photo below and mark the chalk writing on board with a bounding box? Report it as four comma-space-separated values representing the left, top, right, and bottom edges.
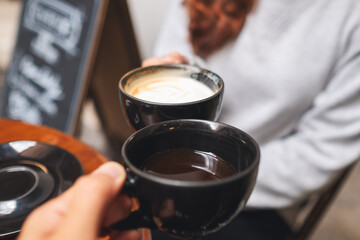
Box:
25, 0, 84, 64
5, 0, 86, 126
7, 54, 64, 118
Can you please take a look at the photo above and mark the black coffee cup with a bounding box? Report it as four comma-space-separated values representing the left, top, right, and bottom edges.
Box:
118, 64, 224, 131
111, 119, 260, 239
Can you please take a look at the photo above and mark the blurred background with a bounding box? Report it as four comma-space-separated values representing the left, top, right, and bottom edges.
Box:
0, 0, 359, 239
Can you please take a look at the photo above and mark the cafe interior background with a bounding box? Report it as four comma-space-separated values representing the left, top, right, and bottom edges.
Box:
0, 0, 359, 239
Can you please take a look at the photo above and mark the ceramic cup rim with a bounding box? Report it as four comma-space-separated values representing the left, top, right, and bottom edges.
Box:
118, 64, 224, 106
121, 119, 260, 188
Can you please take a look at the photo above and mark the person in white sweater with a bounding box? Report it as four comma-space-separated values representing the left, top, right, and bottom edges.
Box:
143, 0, 360, 239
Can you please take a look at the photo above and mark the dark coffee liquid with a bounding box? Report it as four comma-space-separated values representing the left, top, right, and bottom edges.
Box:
143, 148, 236, 181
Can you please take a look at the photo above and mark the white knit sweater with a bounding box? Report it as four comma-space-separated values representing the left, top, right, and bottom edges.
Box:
153, 0, 360, 208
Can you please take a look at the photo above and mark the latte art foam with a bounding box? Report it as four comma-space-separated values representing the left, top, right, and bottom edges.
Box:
125, 76, 214, 104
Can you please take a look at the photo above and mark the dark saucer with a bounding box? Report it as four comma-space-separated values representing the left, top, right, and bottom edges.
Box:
0, 141, 84, 239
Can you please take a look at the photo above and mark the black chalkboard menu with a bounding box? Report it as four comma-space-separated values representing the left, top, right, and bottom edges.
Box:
1, 0, 107, 134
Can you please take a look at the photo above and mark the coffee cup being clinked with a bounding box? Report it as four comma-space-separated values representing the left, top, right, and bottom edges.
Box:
114, 64, 260, 239
111, 120, 260, 239
118, 64, 224, 130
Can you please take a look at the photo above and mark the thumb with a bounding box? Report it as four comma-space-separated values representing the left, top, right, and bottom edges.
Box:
56, 162, 126, 239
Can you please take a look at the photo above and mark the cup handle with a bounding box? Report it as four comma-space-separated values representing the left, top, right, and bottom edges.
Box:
111, 170, 157, 230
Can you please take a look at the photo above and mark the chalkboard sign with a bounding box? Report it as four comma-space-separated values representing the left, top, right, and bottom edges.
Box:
1, 0, 107, 134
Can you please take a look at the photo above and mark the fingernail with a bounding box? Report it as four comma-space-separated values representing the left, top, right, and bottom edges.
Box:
93, 162, 125, 184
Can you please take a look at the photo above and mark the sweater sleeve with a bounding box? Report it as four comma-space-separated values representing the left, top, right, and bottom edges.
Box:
153, 0, 200, 64
247, 19, 360, 208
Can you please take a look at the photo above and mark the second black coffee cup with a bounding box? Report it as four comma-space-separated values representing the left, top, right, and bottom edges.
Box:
118, 64, 224, 131
111, 119, 260, 239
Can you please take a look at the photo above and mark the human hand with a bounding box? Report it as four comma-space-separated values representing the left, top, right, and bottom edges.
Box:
142, 52, 189, 67
18, 162, 140, 240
